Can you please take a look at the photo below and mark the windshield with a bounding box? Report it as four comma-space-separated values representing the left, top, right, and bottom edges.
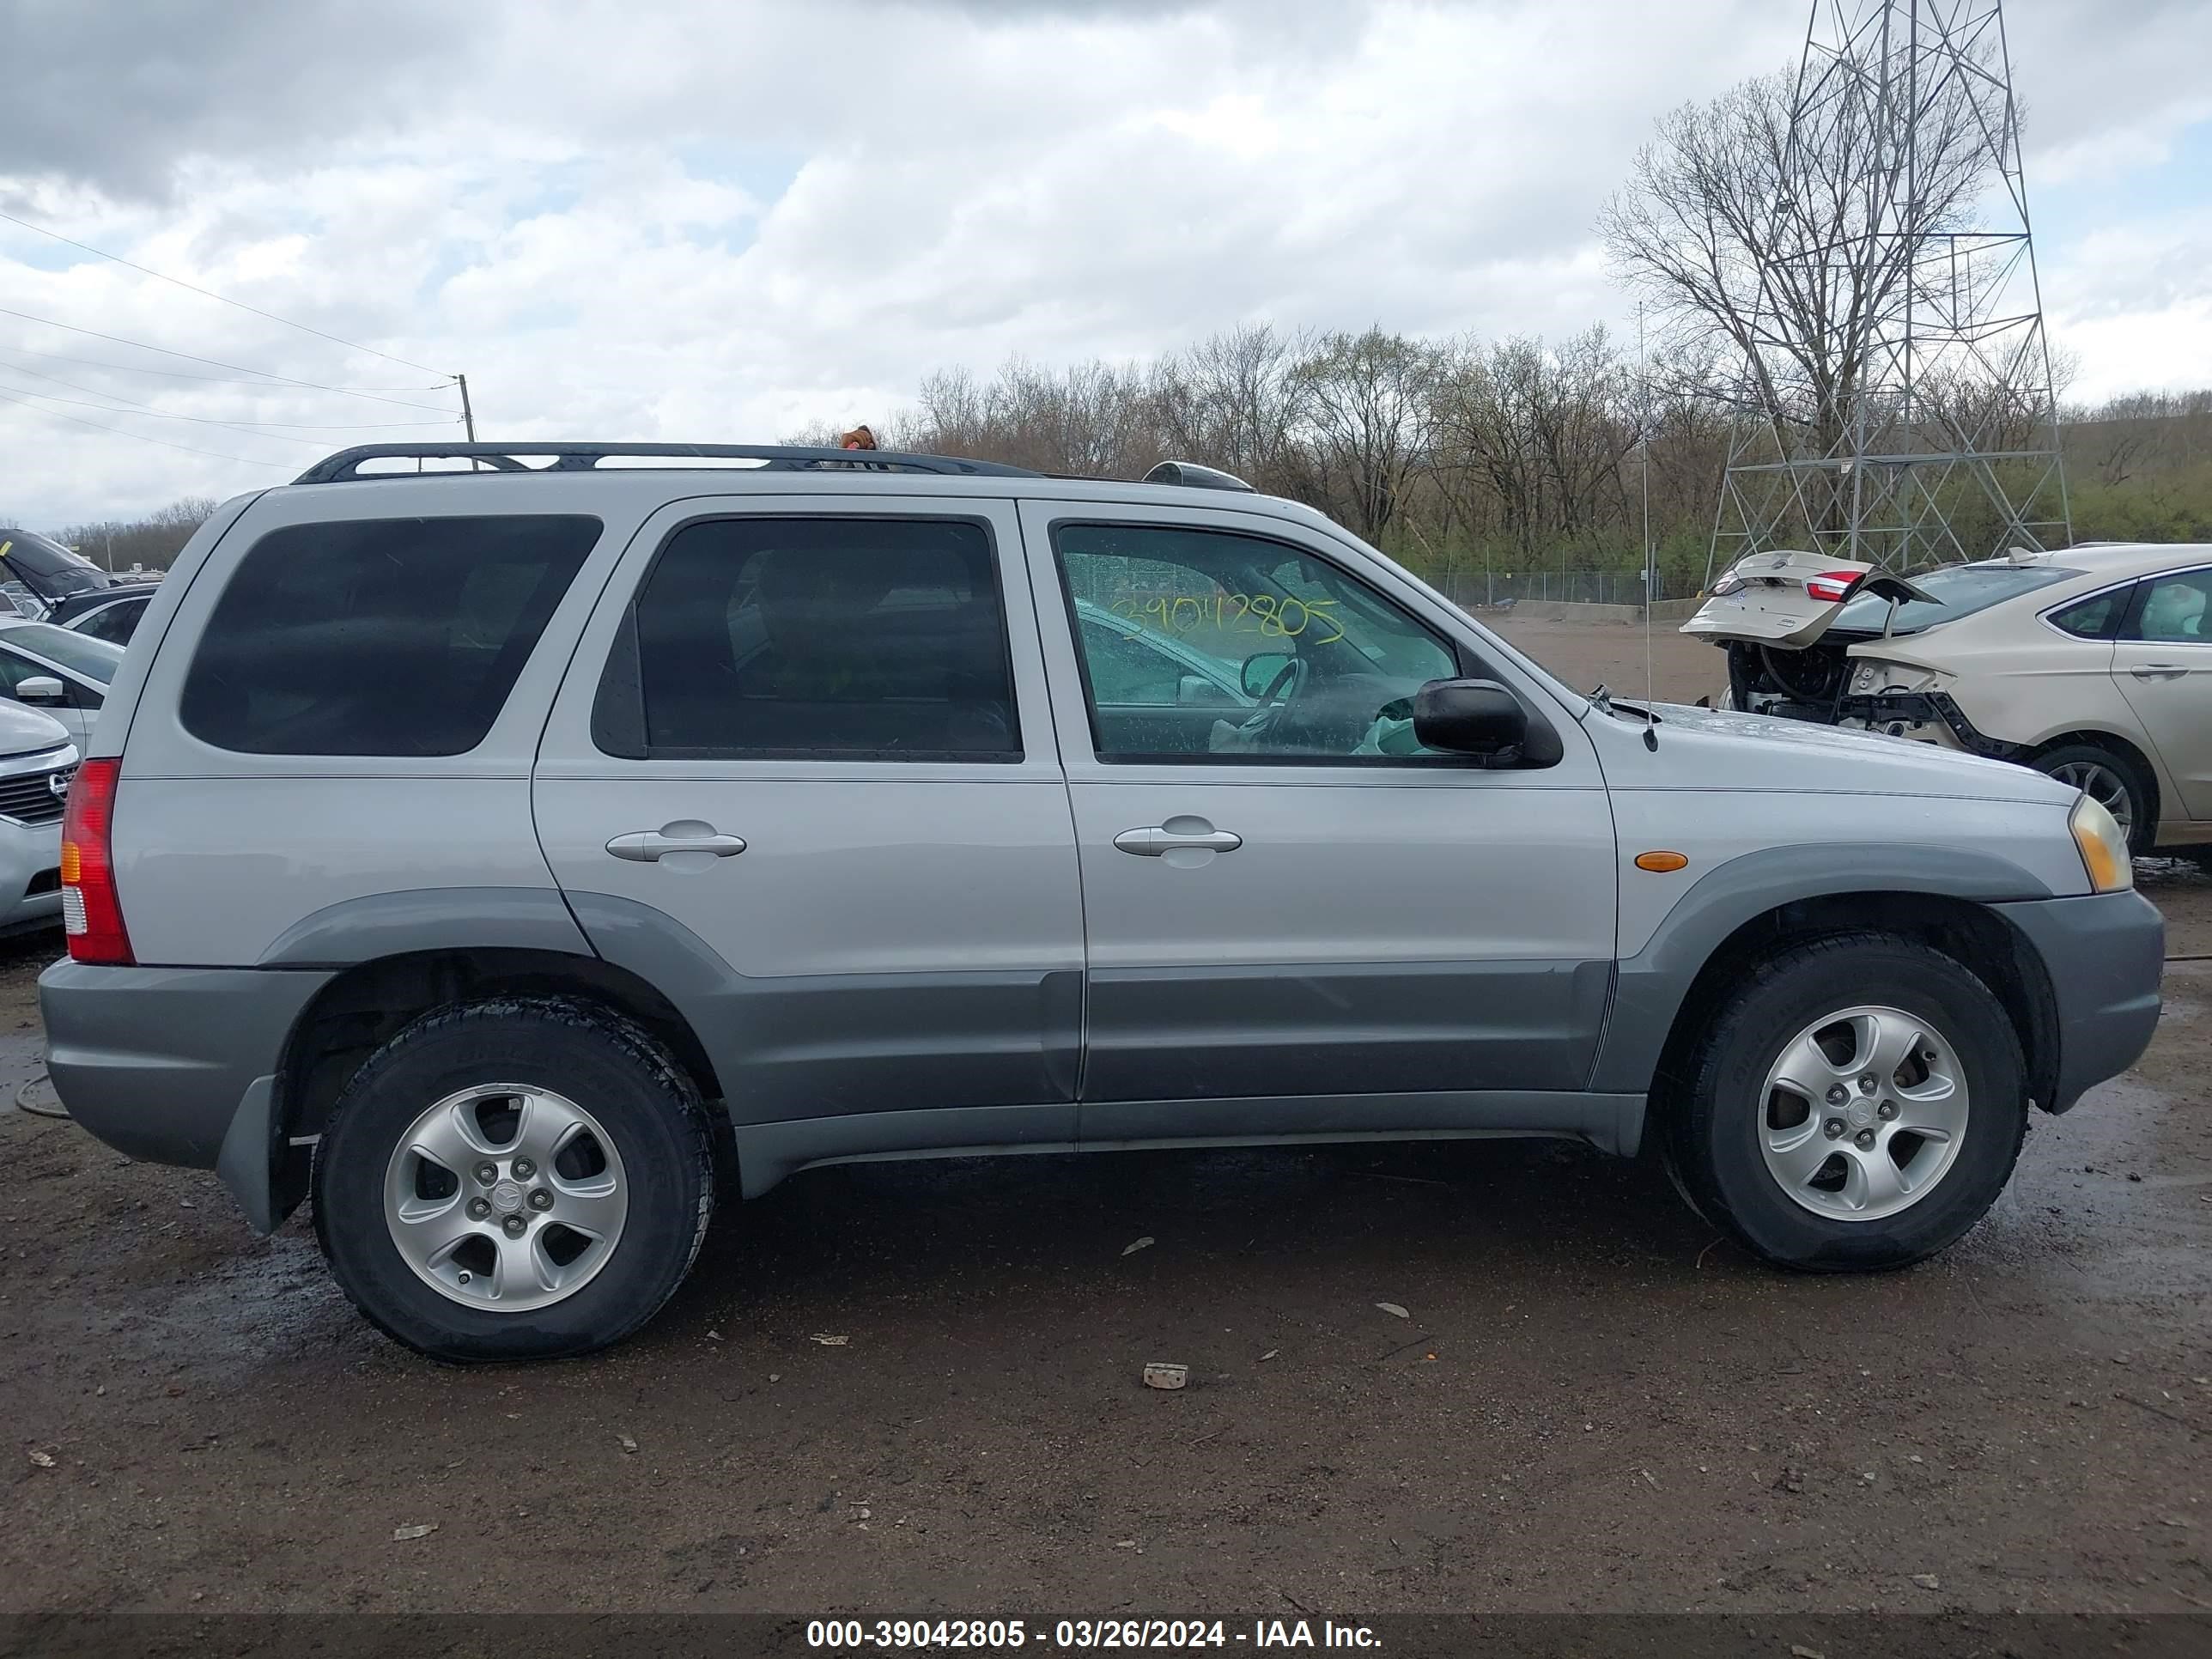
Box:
0, 622, 125, 683
0, 530, 108, 599
1834, 563, 2077, 635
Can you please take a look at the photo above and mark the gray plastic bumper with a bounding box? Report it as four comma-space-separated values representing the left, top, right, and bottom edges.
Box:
1993, 889, 2165, 1111
39, 959, 333, 1228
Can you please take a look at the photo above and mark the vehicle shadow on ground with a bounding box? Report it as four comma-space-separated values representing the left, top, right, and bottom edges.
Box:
675, 1134, 1717, 1340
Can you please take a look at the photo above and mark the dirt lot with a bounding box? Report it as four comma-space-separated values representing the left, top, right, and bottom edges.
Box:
1492, 613, 1726, 707
3, 622, 2208, 1618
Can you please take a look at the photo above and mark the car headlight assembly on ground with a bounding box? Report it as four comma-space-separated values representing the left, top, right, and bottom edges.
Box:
2070, 793, 2134, 892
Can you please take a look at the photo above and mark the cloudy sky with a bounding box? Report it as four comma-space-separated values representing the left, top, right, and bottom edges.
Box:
1, 0, 2207, 529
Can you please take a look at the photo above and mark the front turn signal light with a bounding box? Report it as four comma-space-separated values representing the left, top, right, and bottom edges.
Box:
2069, 793, 2133, 893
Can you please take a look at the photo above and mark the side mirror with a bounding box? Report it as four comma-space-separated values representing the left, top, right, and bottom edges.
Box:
1413, 678, 1528, 758
1176, 674, 1217, 707
14, 676, 64, 705
1240, 652, 1293, 698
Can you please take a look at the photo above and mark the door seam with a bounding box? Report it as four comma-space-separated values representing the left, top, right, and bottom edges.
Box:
1009, 501, 1091, 1107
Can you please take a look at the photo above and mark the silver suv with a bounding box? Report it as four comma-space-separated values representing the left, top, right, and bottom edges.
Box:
40, 442, 2164, 1362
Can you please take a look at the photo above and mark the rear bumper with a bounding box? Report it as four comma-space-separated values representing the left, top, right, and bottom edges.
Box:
39, 960, 332, 1225
1994, 890, 2165, 1111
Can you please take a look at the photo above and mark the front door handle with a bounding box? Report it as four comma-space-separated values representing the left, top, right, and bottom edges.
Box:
1113, 823, 1243, 856
2130, 664, 2189, 681
606, 824, 748, 862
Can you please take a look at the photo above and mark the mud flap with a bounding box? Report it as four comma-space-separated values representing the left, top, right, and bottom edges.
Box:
214, 1076, 284, 1235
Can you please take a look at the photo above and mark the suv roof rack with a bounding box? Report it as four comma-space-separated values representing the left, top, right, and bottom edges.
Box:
291, 442, 1041, 485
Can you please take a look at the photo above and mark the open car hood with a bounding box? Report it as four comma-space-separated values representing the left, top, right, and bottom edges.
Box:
1680, 550, 1933, 648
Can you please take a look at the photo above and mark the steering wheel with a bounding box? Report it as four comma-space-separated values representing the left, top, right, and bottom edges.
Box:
1231, 654, 1309, 748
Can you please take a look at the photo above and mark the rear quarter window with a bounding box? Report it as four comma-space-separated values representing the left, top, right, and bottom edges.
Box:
2047, 587, 2129, 640
179, 514, 600, 757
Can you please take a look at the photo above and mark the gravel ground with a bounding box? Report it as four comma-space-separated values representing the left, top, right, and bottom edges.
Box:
2, 622, 2206, 1616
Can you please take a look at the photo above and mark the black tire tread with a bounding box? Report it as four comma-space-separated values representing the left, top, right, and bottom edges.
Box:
1664, 930, 2027, 1273
313, 994, 714, 1361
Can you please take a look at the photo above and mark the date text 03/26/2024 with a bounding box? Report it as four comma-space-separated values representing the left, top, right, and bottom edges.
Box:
806, 1620, 1381, 1650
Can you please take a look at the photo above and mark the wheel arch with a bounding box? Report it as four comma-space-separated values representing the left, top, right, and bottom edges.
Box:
2021, 729, 2167, 829
268, 945, 725, 1224
1635, 893, 2059, 1125
1592, 844, 2064, 1116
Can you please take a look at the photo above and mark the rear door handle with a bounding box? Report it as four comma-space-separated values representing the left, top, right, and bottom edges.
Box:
1113, 824, 1243, 856
606, 825, 748, 862
2130, 664, 2189, 681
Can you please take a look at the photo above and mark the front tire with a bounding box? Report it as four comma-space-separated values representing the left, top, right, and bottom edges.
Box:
1662, 933, 2027, 1273
313, 997, 714, 1361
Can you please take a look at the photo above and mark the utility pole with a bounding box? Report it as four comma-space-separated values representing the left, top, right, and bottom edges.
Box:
455, 374, 479, 471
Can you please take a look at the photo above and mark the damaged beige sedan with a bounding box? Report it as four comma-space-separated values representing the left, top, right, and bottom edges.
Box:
1686, 542, 2212, 855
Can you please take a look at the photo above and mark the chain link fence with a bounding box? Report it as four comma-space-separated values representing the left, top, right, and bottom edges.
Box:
1435, 569, 1672, 609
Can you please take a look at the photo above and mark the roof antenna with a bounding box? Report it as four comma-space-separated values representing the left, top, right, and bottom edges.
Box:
1639, 301, 1658, 751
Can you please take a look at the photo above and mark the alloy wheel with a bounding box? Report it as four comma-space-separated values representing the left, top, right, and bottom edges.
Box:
1757, 1006, 1969, 1222
381, 1085, 629, 1311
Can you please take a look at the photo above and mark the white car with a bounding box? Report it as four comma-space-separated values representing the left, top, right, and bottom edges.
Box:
1686, 543, 2212, 854
0, 619, 124, 751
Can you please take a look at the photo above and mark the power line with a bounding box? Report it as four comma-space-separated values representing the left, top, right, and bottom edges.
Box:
0, 376, 319, 445
0, 306, 458, 413
0, 339, 448, 391
0, 207, 447, 376
0, 361, 462, 435
0, 386, 289, 468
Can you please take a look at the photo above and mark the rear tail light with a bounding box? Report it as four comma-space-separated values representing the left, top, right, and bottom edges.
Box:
1805, 570, 1863, 603
61, 758, 133, 965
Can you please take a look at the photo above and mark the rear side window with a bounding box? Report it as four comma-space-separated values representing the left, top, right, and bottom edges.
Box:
595, 516, 1019, 761
2048, 588, 2128, 640
180, 515, 599, 756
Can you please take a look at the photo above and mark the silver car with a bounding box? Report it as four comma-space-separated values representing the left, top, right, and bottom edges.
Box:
0, 620, 125, 751
40, 442, 2163, 1361
0, 699, 77, 936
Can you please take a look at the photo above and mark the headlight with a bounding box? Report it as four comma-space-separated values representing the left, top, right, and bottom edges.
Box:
2069, 793, 2133, 893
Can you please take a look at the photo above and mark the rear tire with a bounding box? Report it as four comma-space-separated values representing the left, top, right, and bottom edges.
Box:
2032, 742, 2155, 854
313, 996, 714, 1362
1663, 933, 2027, 1273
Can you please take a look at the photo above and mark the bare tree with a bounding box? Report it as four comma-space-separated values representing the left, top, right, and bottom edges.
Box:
1292, 327, 1440, 544
1431, 330, 1635, 554
1601, 65, 1998, 459
1153, 323, 1308, 494
54, 496, 218, 572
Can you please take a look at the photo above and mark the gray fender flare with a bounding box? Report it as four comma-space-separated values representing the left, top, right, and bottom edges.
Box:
240, 888, 595, 1231
257, 887, 592, 966
1588, 842, 2055, 1095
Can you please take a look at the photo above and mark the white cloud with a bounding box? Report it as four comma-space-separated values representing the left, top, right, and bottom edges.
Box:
0, 0, 2205, 526
2046, 207, 2212, 401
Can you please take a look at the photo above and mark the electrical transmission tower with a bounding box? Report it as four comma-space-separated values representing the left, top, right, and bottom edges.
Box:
1708, 0, 2070, 576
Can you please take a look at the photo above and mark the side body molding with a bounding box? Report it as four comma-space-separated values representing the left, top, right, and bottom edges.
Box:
1588, 842, 2057, 1095
562, 890, 1084, 1128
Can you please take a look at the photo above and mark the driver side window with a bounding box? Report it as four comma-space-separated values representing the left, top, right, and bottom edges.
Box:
1054, 522, 1460, 763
